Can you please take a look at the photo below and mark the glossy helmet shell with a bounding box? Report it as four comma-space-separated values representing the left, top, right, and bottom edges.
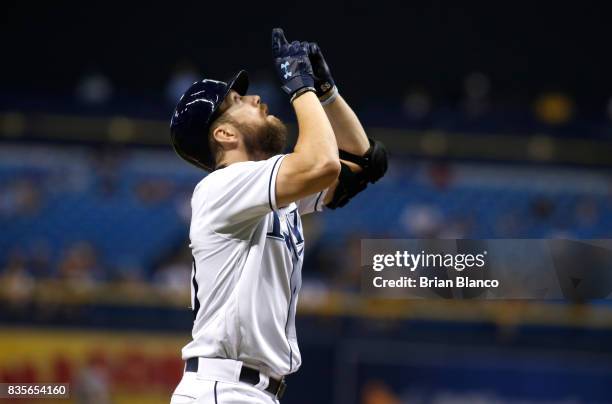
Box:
170, 70, 249, 171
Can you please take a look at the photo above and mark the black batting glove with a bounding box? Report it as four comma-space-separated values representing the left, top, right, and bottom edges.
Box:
272, 28, 315, 102
305, 42, 337, 103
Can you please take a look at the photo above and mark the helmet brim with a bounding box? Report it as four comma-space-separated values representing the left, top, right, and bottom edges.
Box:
226, 70, 249, 96
208, 69, 250, 128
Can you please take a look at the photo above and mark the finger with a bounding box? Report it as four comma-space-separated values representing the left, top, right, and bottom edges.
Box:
272, 28, 288, 55
309, 43, 325, 67
289, 40, 302, 55
309, 42, 321, 56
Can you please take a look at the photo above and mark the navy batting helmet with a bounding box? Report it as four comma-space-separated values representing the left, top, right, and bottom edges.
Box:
170, 70, 249, 171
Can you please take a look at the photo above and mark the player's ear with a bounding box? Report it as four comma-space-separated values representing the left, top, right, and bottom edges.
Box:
212, 123, 239, 150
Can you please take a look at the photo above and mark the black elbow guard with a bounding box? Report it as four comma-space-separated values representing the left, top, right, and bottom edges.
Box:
326, 137, 389, 210
339, 137, 388, 184
326, 162, 368, 209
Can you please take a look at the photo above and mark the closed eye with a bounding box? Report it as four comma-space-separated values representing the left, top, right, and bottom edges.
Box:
220, 92, 241, 113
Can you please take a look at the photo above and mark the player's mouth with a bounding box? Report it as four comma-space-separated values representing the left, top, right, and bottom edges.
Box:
261, 103, 269, 115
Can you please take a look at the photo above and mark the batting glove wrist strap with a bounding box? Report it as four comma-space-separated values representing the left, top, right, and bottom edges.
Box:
319, 86, 339, 106
272, 28, 316, 101
290, 87, 316, 104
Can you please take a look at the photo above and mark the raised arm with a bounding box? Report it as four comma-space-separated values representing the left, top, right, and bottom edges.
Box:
307, 42, 389, 208
322, 93, 370, 155
270, 29, 340, 208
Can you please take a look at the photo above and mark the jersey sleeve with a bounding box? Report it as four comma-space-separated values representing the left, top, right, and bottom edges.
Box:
295, 189, 328, 216
194, 155, 286, 238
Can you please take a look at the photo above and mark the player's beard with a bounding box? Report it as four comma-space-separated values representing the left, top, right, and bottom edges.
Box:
240, 117, 288, 161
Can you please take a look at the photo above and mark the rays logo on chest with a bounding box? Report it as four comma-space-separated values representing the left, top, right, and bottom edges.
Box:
267, 209, 304, 258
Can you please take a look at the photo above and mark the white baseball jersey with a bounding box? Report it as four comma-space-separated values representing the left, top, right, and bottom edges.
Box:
181, 154, 326, 378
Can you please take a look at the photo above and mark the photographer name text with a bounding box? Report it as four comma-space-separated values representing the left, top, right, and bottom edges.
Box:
371, 250, 500, 289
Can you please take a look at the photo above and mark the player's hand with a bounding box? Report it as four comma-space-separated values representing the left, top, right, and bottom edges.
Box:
272, 28, 315, 102
304, 42, 337, 102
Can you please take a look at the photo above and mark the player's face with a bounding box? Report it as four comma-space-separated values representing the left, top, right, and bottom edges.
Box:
219, 90, 273, 123
218, 90, 287, 159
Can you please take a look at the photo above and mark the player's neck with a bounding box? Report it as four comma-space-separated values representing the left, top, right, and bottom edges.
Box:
216, 149, 251, 168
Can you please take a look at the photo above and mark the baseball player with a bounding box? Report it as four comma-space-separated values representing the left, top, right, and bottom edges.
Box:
168, 28, 387, 403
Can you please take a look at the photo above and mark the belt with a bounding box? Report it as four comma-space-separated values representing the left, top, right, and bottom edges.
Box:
185, 357, 287, 400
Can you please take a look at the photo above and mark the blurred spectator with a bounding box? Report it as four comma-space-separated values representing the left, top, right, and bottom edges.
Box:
135, 179, 174, 204
574, 196, 599, 228
362, 380, 401, 404
174, 189, 192, 224
402, 89, 432, 120
75, 70, 113, 105
0, 249, 35, 304
331, 235, 364, 291
166, 60, 199, 104
28, 240, 53, 279
439, 216, 473, 239
111, 263, 145, 285
0, 178, 42, 217
92, 146, 124, 196
462, 71, 491, 118
302, 238, 339, 280
428, 162, 454, 190
58, 242, 101, 286
400, 204, 443, 237
530, 196, 555, 221
73, 352, 111, 404
496, 211, 527, 238
153, 256, 191, 296
534, 92, 574, 125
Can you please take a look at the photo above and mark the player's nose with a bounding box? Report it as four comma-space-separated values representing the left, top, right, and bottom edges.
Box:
249, 95, 261, 106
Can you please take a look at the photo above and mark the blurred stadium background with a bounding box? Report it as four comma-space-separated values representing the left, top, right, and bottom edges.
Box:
1, 2, 612, 403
